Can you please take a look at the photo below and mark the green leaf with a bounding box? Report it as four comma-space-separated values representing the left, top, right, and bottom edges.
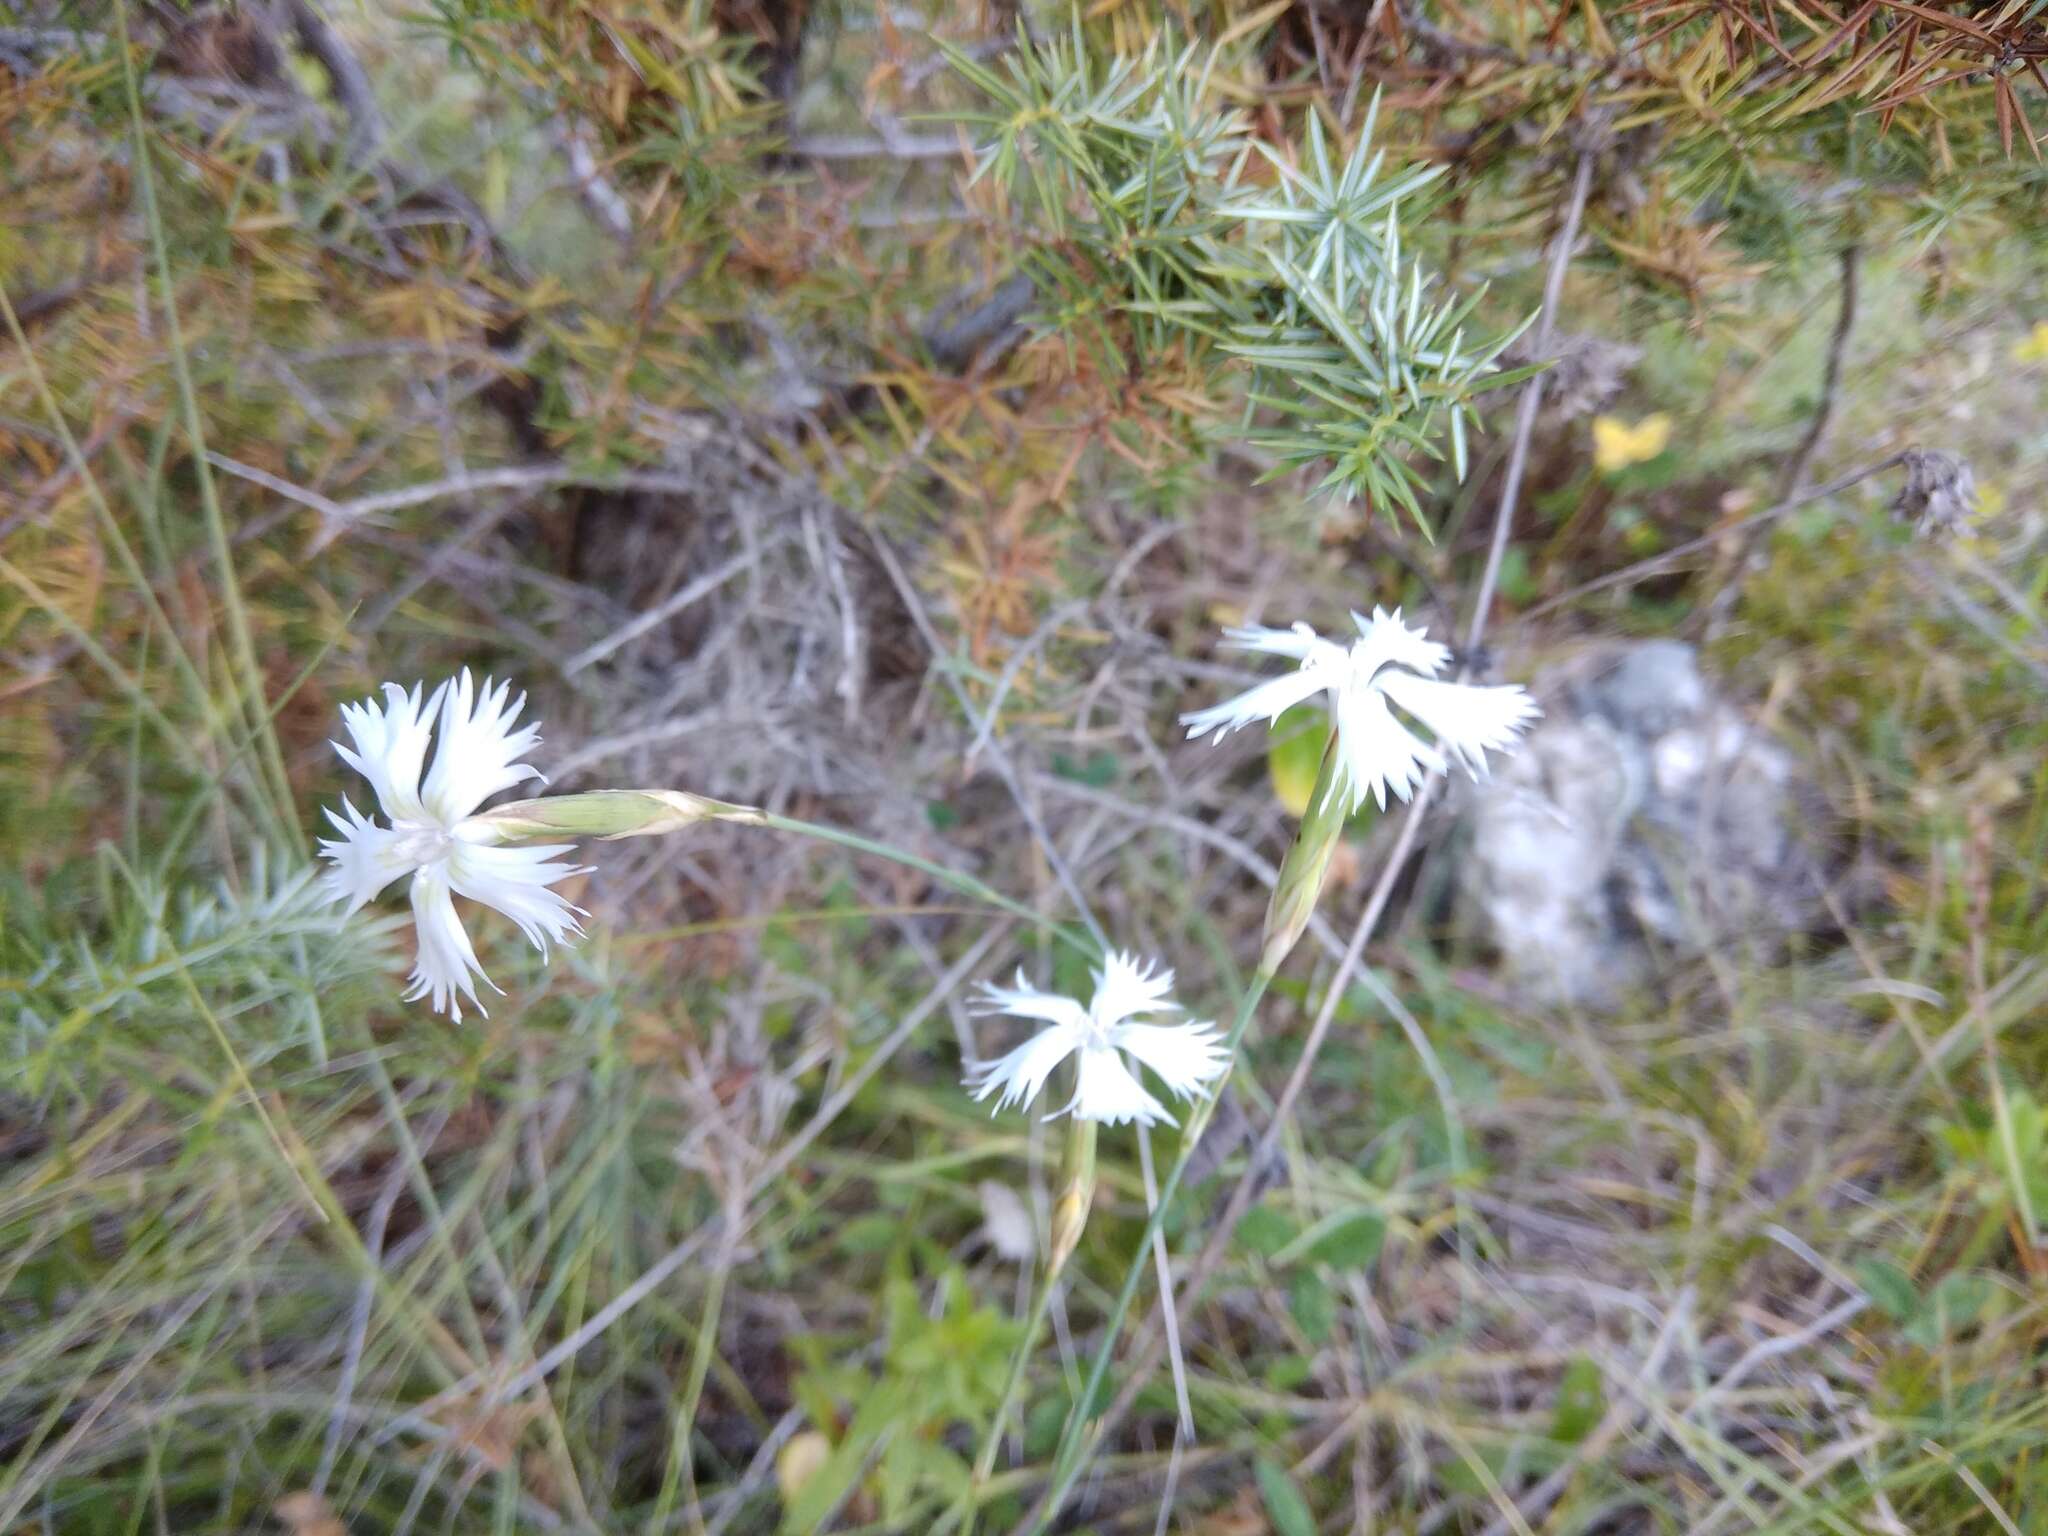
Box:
1024, 1392, 1067, 1460
779, 1385, 906, 1534
1238, 1201, 1300, 1259
1304, 1211, 1385, 1270
1289, 1267, 1334, 1344
1550, 1354, 1605, 1444
838, 1214, 901, 1255
1051, 749, 1119, 787
1255, 1458, 1317, 1536
877, 1436, 968, 1524
1264, 1354, 1314, 1392
1494, 545, 1535, 604
1905, 1271, 1996, 1349
1855, 1258, 1920, 1323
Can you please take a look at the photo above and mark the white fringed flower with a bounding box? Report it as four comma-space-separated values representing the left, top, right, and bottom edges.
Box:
318, 671, 587, 1020
1181, 608, 1539, 812
965, 952, 1227, 1128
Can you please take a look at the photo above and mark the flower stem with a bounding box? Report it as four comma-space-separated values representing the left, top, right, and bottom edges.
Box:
962, 1108, 1095, 1531
479, 793, 1099, 958
754, 810, 1097, 960
957, 1266, 1058, 1536
1026, 961, 1276, 1532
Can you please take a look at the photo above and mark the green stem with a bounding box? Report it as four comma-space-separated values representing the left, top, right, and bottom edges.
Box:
755, 810, 1096, 962
1027, 963, 1276, 1534
650, 1245, 731, 1534
957, 1267, 1059, 1536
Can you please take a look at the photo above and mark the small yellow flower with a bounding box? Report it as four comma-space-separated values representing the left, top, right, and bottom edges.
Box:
1592, 413, 1672, 473
2013, 322, 2048, 365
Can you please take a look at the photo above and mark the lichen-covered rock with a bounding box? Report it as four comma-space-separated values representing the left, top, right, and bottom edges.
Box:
1457, 641, 1825, 1006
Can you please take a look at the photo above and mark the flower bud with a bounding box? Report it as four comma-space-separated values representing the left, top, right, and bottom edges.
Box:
1260, 735, 1347, 974
1047, 1118, 1098, 1279
465, 790, 764, 845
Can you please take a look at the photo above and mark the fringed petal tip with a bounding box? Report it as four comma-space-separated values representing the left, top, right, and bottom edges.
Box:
960, 1019, 1084, 1117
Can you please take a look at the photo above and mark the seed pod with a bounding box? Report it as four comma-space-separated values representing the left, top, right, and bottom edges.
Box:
466, 790, 764, 844
1047, 1118, 1098, 1278
1892, 449, 1977, 539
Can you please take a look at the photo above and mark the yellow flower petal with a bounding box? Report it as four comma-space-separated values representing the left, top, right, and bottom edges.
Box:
1592, 413, 1672, 473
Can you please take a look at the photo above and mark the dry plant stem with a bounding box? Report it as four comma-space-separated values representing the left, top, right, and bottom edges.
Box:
1466, 150, 1594, 655
861, 522, 1109, 950
1514, 451, 1910, 628
1196, 785, 1433, 1253
281, 0, 385, 163
1703, 241, 1863, 639
1022, 151, 1596, 1536
1777, 243, 1862, 503
1473, 1284, 1695, 1536
1135, 1125, 1193, 1439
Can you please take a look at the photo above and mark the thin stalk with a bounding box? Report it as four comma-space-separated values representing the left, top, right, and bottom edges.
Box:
650, 1234, 733, 1534
958, 1267, 1059, 1536
756, 810, 1095, 962
1027, 963, 1276, 1532
0, 280, 223, 750
1135, 1125, 1192, 1438
1465, 150, 1593, 656
959, 1108, 1096, 1536
168, 951, 327, 1225
114, 0, 303, 853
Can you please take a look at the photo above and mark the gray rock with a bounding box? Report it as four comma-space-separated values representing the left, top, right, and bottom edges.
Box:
1457, 641, 1824, 1006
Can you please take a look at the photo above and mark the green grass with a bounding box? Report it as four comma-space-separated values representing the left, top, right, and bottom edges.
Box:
7, 2, 2048, 1533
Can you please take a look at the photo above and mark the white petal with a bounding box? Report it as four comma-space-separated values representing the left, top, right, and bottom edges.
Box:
334, 681, 443, 823
445, 839, 588, 957
1216, 621, 1330, 661
1061, 1044, 1172, 1127
1334, 680, 1441, 811
316, 797, 419, 913
1348, 606, 1451, 682
1180, 665, 1334, 741
1089, 950, 1179, 1029
402, 863, 496, 1022
1110, 1020, 1228, 1101
421, 669, 545, 825
971, 970, 1093, 1031
1376, 670, 1541, 778
965, 1019, 1085, 1114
